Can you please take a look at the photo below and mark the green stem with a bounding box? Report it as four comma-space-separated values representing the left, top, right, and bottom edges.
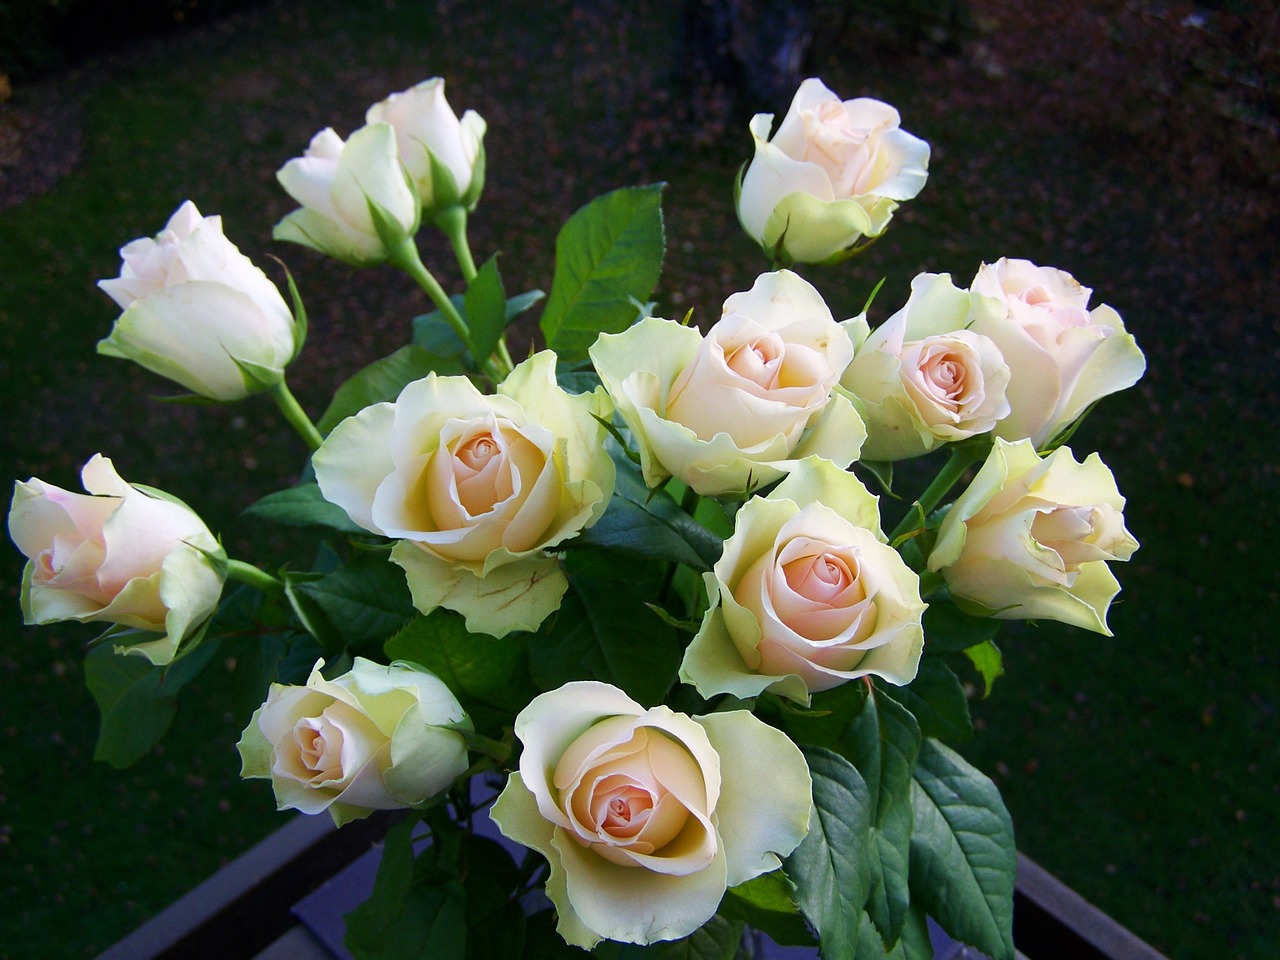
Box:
464, 730, 513, 764
435, 206, 477, 284
888, 439, 991, 543
388, 239, 479, 360
225, 559, 285, 597
268, 379, 323, 451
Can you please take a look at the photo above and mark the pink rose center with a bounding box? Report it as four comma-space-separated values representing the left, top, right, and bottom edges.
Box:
293, 718, 343, 784
784, 551, 854, 603
726, 334, 784, 389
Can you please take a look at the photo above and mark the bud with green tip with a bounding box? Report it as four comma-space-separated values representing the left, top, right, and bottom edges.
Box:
366, 77, 487, 222
274, 122, 421, 266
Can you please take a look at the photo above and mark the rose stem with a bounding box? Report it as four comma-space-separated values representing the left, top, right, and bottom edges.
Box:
224, 559, 285, 597
268, 379, 323, 451
437, 207, 516, 381
389, 238, 510, 383
435, 206, 478, 283
887, 439, 990, 544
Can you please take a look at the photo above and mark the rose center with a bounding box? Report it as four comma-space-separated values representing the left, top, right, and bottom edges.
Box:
457, 433, 499, 471
726, 334, 784, 389
784, 551, 855, 602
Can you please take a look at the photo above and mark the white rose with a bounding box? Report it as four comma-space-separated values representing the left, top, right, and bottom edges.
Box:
737, 78, 930, 265
96, 200, 299, 402
842, 272, 1011, 460
590, 270, 864, 497
7, 454, 225, 665
928, 438, 1139, 634
968, 258, 1146, 447
490, 681, 811, 949
274, 123, 420, 265
682, 457, 924, 704
237, 658, 471, 826
312, 352, 615, 637
366, 77, 486, 217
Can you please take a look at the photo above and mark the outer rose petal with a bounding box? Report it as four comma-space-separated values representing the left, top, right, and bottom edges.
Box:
928, 438, 1137, 633
695, 711, 811, 886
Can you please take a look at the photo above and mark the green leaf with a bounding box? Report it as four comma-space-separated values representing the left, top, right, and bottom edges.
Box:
963, 639, 1004, 698
608, 915, 744, 959
573, 452, 722, 569
466, 255, 507, 367
241, 482, 367, 535
412, 300, 469, 358
540, 184, 666, 361
318, 344, 465, 435
718, 871, 816, 947
385, 610, 537, 736
462, 835, 525, 959
876, 658, 973, 742
504, 289, 545, 325
781, 686, 920, 949
521, 910, 584, 959
84, 639, 218, 768
921, 601, 1001, 654
292, 551, 416, 652
909, 738, 1016, 960
858, 459, 894, 496
569, 493, 711, 570
784, 746, 873, 960
345, 818, 469, 960
527, 552, 680, 707
856, 902, 933, 959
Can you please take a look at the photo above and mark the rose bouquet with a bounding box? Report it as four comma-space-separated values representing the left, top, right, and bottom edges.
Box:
8, 76, 1144, 959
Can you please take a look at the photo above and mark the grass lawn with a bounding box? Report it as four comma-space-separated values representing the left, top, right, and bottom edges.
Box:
1, 1, 1275, 957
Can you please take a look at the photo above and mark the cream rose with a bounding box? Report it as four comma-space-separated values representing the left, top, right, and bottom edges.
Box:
237, 658, 470, 826
968, 258, 1146, 448
312, 352, 614, 637
681, 457, 924, 704
842, 272, 1011, 461
97, 200, 300, 402
7, 454, 225, 665
590, 270, 864, 497
274, 123, 420, 265
928, 438, 1139, 634
737, 78, 930, 266
490, 681, 811, 949
366, 77, 486, 217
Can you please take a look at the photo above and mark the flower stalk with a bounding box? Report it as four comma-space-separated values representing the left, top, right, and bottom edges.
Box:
268, 379, 323, 451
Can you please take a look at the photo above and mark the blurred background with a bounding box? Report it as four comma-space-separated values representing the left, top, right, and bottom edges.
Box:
1, 0, 1276, 957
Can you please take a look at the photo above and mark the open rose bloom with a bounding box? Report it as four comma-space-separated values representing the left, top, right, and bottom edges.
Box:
491, 681, 811, 949
590, 269, 865, 496
842, 272, 1012, 461
237, 658, 471, 826
969, 258, 1146, 448
682, 457, 925, 704
8, 454, 225, 665
313, 352, 615, 636
929, 438, 1139, 633
737, 78, 930, 265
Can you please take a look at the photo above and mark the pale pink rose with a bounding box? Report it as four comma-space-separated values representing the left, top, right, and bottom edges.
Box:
681, 458, 923, 704
969, 258, 1145, 447
490, 682, 811, 949
8, 454, 225, 664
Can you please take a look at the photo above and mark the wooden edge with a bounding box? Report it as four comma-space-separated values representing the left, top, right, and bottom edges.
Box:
97, 824, 1170, 960
1014, 853, 1170, 960
94, 810, 398, 960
